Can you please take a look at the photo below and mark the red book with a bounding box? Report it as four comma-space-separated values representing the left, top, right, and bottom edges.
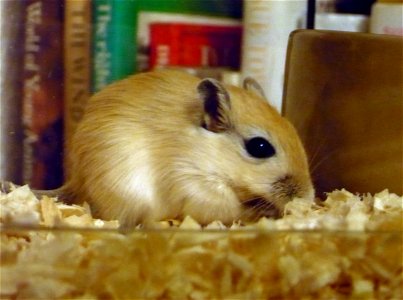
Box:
149, 23, 242, 70
22, 0, 64, 189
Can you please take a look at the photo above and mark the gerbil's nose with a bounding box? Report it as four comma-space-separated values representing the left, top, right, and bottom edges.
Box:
273, 175, 298, 198
273, 174, 312, 201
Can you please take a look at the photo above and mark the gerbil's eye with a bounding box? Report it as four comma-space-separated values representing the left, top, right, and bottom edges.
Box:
245, 137, 276, 159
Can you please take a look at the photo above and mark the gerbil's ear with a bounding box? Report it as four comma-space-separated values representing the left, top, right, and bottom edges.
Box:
243, 77, 266, 100
197, 78, 232, 133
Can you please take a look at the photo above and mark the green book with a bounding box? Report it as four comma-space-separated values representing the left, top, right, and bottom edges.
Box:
92, 0, 137, 92
92, 0, 242, 92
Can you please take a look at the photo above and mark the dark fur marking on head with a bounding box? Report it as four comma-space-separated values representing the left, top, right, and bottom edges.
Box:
197, 78, 232, 132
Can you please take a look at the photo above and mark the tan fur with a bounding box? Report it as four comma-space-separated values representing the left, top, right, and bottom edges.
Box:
65, 70, 314, 226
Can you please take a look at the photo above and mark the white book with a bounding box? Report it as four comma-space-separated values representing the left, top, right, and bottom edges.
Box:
240, 0, 307, 112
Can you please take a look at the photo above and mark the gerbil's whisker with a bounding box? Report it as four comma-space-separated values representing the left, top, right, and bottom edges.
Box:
240, 197, 278, 222
308, 139, 326, 169
309, 149, 334, 177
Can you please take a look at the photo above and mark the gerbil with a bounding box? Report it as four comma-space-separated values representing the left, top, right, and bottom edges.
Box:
5, 70, 315, 226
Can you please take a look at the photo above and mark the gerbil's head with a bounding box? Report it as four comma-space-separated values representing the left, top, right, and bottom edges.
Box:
182, 76, 314, 223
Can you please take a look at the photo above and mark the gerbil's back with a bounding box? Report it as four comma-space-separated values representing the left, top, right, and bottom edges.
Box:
67, 71, 203, 223
85, 70, 202, 130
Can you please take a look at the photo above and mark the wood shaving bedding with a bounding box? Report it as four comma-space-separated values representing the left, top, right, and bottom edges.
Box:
1, 185, 402, 299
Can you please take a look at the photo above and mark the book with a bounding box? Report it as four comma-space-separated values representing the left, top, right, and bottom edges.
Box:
92, 0, 242, 92
369, 2, 403, 36
0, 0, 25, 185
22, 0, 64, 189
92, 0, 137, 92
64, 0, 92, 178
149, 23, 242, 70
137, 11, 241, 72
240, 0, 307, 113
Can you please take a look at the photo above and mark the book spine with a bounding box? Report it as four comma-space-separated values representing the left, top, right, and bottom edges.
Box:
108, 0, 137, 82
240, 0, 306, 112
64, 0, 92, 178
0, 0, 25, 184
150, 24, 174, 68
92, 0, 112, 93
22, 0, 64, 189
92, 0, 137, 93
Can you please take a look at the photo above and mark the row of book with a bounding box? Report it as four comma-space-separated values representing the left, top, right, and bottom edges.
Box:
1, 0, 402, 190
